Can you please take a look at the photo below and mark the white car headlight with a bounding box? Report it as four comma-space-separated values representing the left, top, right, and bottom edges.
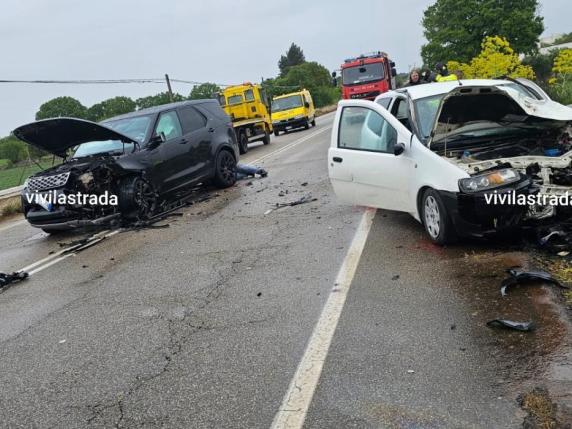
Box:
459, 169, 520, 193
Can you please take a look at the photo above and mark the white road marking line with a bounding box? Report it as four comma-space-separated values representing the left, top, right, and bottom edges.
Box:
270, 207, 377, 429
251, 125, 332, 165
20, 230, 120, 276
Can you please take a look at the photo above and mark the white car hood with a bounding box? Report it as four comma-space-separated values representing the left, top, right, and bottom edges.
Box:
429, 83, 572, 147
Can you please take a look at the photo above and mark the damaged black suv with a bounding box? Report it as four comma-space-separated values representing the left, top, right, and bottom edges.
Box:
14, 100, 239, 233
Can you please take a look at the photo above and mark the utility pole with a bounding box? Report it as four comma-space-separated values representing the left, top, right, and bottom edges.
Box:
165, 74, 174, 102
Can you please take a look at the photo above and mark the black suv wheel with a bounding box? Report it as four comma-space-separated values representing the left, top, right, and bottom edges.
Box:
213, 150, 236, 189
238, 131, 248, 154
119, 176, 157, 220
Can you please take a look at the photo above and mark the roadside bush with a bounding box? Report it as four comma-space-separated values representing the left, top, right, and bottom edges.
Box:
448, 36, 535, 79
311, 86, 341, 108
548, 49, 572, 105
0, 136, 27, 164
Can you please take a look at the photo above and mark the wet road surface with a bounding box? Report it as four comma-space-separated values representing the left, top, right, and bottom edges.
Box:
1, 112, 571, 428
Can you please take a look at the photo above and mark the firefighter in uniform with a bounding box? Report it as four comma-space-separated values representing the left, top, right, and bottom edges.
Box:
434, 63, 458, 82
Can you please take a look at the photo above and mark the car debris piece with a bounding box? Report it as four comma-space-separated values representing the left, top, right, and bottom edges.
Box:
0, 271, 29, 290
275, 195, 317, 209
500, 268, 568, 296
487, 319, 536, 332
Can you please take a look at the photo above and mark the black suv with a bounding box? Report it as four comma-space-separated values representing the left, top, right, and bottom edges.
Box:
14, 100, 239, 232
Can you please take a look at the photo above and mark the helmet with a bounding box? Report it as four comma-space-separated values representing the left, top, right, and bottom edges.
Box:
436, 62, 450, 76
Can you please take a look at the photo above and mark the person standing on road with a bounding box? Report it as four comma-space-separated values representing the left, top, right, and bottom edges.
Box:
405, 69, 422, 86
434, 63, 458, 82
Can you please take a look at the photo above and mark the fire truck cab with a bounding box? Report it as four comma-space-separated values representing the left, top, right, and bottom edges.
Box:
337, 51, 397, 101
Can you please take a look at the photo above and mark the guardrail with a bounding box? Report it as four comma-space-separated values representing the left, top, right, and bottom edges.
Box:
0, 185, 24, 201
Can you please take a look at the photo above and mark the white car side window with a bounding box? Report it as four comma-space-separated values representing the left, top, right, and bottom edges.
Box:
338, 106, 397, 153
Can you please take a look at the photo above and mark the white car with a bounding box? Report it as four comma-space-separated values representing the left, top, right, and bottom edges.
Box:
328, 79, 572, 244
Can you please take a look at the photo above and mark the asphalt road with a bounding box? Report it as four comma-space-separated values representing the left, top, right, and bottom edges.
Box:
0, 112, 570, 428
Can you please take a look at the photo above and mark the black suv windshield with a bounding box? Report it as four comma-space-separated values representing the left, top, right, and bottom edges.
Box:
272, 95, 303, 112
72, 115, 152, 158
342, 63, 384, 85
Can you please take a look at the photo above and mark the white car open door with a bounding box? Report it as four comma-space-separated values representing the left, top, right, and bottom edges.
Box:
328, 99, 416, 213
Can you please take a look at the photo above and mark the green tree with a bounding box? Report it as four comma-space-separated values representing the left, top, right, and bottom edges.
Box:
421, 0, 544, 67
278, 43, 306, 77
35, 96, 88, 120
280, 62, 340, 107
281, 62, 331, 92
189, 82, 221, 100
87, 96, 136, 122
135, 92, 185, 110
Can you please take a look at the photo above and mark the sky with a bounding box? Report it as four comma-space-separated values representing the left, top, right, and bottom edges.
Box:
0, 0, 569, 136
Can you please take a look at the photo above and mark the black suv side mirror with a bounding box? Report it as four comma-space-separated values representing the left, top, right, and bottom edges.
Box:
148, 132, 166, 148
394, 142, 405, 156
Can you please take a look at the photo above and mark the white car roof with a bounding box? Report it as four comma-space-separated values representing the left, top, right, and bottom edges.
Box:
376, 79, 513, 101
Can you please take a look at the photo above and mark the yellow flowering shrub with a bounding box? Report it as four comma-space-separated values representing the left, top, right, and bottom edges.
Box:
447, 36, 535, 80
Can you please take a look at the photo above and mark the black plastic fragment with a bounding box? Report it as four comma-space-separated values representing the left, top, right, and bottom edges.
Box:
275, 195, 317, 209
0, 271, 29, 290
487, 319, 536, 332
500, 268, 569, 297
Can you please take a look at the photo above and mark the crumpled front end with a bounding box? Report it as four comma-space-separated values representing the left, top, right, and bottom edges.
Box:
22, 159, 125, 230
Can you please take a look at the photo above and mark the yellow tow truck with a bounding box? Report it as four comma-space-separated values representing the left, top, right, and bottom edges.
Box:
217, 83, 272, 154
271, 89, 316, 136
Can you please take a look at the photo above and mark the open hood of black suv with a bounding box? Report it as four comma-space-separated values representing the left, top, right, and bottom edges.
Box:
13, 117, 138, 157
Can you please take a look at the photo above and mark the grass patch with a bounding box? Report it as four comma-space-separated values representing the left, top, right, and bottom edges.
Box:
0, 158, 60, 191
519, 387, 558, 429
0, 196, 22, 218
0, 159, 10, 169
316, 104, 338, 117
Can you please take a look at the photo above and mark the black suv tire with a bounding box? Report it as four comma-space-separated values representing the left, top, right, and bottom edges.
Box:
213, 150, 237, 189
119, 176, 157, 220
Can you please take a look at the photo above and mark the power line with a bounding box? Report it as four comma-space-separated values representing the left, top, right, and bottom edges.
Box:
0, 78, 301, 89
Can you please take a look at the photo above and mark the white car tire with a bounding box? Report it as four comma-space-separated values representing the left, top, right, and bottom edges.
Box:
421, 189, 456, 245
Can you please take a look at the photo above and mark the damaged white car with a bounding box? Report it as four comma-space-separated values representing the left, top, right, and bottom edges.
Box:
328, 79, 572, 244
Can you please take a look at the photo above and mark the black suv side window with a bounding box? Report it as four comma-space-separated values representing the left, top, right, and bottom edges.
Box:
154, 111, 183, 140
179, 106, 207, 134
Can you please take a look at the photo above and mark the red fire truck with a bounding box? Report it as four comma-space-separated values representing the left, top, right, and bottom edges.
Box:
336, 52, 397, 100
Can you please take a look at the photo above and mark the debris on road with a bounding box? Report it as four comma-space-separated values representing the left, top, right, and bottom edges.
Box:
0, 271, 29, 290
275, 195, 317, 209
500, 268, 568, 297
264, 194, 318, 215
391, 275, 400, 280
487, 319, 536, 332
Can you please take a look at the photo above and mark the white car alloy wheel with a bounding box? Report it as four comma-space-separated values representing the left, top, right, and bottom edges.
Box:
424, 195, 441, 239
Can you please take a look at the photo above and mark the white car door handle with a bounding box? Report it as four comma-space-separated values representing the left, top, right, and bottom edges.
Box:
333, 157, 343, 163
